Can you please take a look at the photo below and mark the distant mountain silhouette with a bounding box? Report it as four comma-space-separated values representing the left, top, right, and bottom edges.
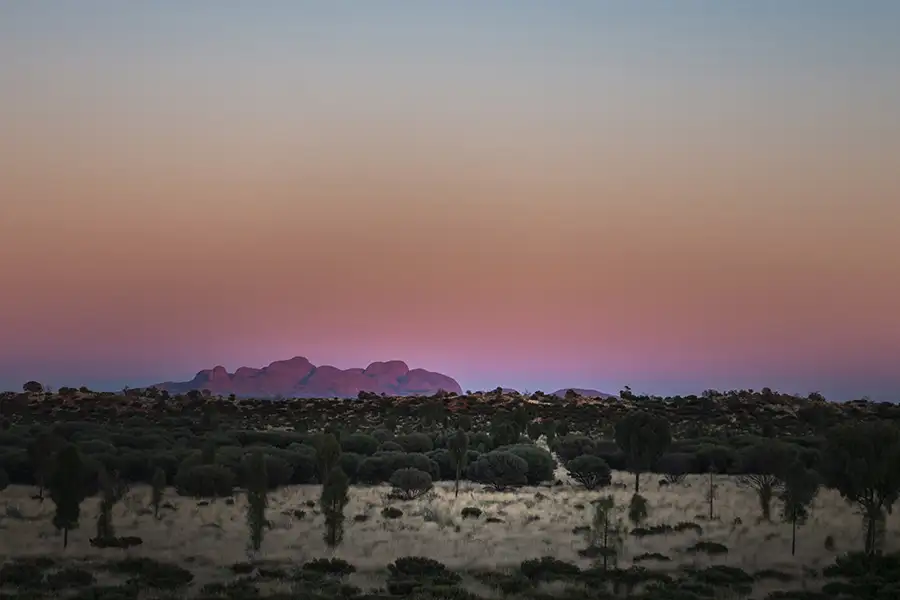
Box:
152, 356, 462, 398
551, 388, 617, 399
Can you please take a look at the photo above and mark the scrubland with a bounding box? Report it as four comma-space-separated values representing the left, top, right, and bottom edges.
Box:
1, 386, 899, 599
1, 473, 896, 599
2, 474, 890, 570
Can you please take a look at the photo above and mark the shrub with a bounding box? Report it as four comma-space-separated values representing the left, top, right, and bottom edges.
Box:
628, 493, 650, 525
501, 444, 556, 485
566, 455, 612, 489
428, 449, 481, 481
633, 552, 672, 563
469, 432, 494, 453
695, 444, 737, 472
105, 557, 194, 589
370, 429, 393, 443
340, 433, 379, 456
0, 560, 46, 588
490, 421, 520, 447
553, 435, 599, 464
426, 449, 453, 480
593, 440, 628, 470
390, 468, 434, 500
0, 448, 29, 484
358, 451, 440, 484
303, 558, 356, 577
386, 556, 462, 595
395, 433, 434, 454
686, 541, 729, 555
520, 557, 580, 581
241, 453, 293, 490
173, 464, 235, 498
47, 567, 96, 589
378, 441, 404, 453
388, 556, 458, 580
396, 452, 439, 478
657, 452, 695, 484
77, 439, 117, 455
690, 565, 754, 587
467, 451, 529, 489
339, 452, 362, 482
89, 536, 143, 549
201, 580, 259, 598
283, 445, 318, 484
382, 506, 403, 519
473, 571, 533, 595
358, 455, 391, 483
631, 522, 703, 537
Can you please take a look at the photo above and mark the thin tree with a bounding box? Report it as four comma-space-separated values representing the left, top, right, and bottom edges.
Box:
585, 496, 625, 572
735, 441, 796, 522
150, 467, 166, 520
315, 433, 342, 485
614, 411, 671, 494
628, 494, 649, 526
320, 466, 350, 549
49, 444, 86, 549
28, 432, 64, 502
697, 445, 733, 520
95, 467, 127, 542
820, 421, 900, 556
447, 429, 469, 498
779, 462, 819, 556
245, 450, 268, 553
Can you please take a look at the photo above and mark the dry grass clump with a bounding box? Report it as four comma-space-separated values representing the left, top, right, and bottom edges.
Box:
1, 471, 895, 581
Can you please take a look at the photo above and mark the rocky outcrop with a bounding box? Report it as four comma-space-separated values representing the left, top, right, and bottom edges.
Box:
153, 356, 462, 399
552, 388, 617, 399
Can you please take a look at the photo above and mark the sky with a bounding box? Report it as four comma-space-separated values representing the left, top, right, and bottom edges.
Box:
1, 1, 899, 401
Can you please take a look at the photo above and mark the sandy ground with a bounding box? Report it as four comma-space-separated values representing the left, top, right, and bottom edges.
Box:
1, 467, 894, 581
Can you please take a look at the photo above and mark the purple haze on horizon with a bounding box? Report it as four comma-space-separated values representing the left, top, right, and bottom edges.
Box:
1, 2, 899, 401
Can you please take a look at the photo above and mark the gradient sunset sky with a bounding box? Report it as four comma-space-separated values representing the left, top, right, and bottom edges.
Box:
2, 2, 899, 400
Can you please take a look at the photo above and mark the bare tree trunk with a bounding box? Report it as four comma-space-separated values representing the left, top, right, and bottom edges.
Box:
708, 471, 715, 520
602, 519, 609, 571
791, 515, 797, 556
63, 527, 69, 549
865, 515, 874, 556
759, 483, 773, 521
454, 464, 460, 498
863, 507, 883, 557
634, 472, 640, 495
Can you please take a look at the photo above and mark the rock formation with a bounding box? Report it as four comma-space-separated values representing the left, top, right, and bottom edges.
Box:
551, 388, 616, 399
153, 356, 462, 398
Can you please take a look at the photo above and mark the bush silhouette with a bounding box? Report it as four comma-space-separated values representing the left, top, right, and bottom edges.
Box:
389, 467, 434, 500
467, 451, 529, 489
